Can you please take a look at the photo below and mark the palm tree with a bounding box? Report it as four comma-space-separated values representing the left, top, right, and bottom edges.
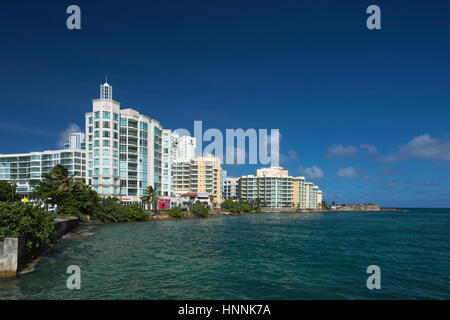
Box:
142, 186, 158, 213
255, 198, 262, 211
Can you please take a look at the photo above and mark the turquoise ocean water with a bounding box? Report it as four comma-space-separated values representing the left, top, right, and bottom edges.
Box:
0, 209, 449, 299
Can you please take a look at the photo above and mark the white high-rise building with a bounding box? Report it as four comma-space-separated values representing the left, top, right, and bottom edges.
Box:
158, 129, 178, 208
222, 177, 240, 200
0, 149, 86, 197
172, 134, 196, 162
64, 132, 86, 150
84, 81, 163, 204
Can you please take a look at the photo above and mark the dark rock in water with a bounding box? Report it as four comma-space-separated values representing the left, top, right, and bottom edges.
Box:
333, 203, 380, 212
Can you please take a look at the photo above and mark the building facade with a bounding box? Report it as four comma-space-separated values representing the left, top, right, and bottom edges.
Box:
240, 166, 322, 209
0, 149, 86, 197
172, 134, 196, 162
222, 176, 240, 200
84, 81, 163, 204
173, 154, 221, 205
64, 132, 86, 150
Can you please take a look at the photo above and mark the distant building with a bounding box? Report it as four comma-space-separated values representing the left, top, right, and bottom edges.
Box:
0, 149, 86, 197
222, 177, 240, 200
240, 166, 322, 209
172, 134, 196, 162
64, 132, 86, 150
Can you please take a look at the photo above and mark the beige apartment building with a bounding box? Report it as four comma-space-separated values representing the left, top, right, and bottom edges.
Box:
173, 154, 221, 204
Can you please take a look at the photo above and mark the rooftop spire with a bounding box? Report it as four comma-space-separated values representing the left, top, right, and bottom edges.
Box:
100, 78, 112, 100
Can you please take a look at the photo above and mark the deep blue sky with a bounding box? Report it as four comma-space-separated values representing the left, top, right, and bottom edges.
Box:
1, 0, 449, 207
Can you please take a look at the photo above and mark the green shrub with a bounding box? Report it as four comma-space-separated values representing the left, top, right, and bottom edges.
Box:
241, 203, 252, 213
221, 199, 252, 213
0, 180, 19, 202
168, 207, 183, 218
192, 201, 209, 217
93, 197, 128, 222
128, 204, 148, 221
94, 198, 149, 222
0, 202, 55, 250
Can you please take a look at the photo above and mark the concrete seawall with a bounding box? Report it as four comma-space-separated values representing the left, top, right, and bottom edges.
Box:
0, 238, 24, 278
0, 216, 79, 278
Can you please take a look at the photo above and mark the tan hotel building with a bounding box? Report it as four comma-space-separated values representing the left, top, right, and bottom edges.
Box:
172, 154, 221, 204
